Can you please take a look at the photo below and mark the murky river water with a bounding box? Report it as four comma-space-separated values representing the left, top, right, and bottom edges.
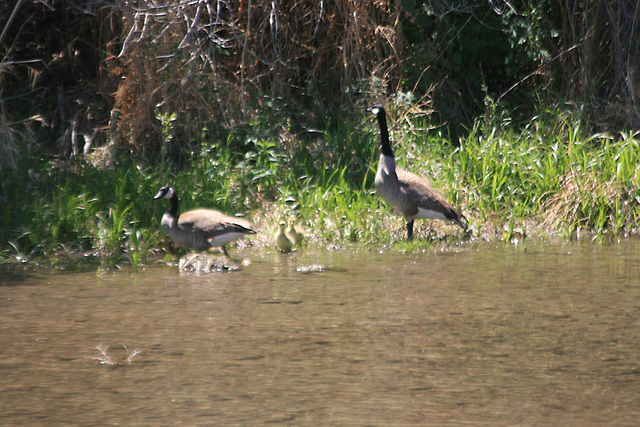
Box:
1, 240, 640, 426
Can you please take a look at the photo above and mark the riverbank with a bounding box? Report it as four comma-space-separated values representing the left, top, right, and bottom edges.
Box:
1, 107, 638, 269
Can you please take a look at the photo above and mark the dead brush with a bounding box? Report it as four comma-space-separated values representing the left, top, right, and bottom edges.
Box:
110, 0, 404, 160
542, 169, 625, 233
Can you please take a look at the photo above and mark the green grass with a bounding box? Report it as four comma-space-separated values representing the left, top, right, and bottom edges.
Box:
453, 110, 640, 238
1, 105, 639, 268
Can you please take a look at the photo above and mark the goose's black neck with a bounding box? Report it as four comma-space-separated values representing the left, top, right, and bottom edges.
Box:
376, 109, 394, 158
168, 193, 179, 218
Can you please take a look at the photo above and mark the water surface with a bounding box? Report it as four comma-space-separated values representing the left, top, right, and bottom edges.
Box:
1, 240, 640, 425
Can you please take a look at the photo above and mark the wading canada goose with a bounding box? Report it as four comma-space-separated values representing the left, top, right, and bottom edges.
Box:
274, 222, 294, 252
370, 104, 467, 239
154, 186, 258, 257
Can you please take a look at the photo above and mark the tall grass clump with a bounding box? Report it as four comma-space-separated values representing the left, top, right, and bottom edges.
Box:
451, 105, 640, 239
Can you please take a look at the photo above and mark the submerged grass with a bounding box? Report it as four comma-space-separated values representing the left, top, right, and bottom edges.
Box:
1, 106, 639, 268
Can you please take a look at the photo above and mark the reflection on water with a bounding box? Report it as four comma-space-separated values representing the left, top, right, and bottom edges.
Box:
1, 240, 640, 425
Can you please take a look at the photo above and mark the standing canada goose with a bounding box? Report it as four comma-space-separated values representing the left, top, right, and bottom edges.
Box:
370, 104, 467, 239
274, 222, 294, 252
154, 186, 258, 257
285, 220, 305, 246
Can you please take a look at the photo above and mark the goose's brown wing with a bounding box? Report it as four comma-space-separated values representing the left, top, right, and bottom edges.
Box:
397, 169, 467, 229
179, 209, 258, 238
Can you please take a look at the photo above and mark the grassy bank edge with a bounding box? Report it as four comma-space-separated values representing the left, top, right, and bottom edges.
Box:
1, 108, 639, 269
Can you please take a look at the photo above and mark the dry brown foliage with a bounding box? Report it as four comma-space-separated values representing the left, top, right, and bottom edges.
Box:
2, 1, 639, 165
110, 0, 407, 159
541, 169, 637, 233
1, 0, 410, 163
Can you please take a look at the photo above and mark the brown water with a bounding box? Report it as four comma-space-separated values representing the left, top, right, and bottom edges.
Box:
1, 240, 640, 426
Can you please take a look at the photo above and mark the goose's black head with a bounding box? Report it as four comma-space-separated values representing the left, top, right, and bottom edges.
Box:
369, 104, 386, 119
154, 185, 175, 200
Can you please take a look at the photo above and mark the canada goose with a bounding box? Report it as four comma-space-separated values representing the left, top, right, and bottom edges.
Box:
285, 220, 305, 246
370, 104, 467, 239
274, 222, 294, 252
154, 186, 258, 257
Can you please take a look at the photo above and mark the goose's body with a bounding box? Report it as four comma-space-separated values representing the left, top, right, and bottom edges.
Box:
275, 222, 294, 252
371, 104, 467, 239
154, 186, 258, 257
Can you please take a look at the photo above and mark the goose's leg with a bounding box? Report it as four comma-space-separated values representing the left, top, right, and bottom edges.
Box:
407, 220, 414, 240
